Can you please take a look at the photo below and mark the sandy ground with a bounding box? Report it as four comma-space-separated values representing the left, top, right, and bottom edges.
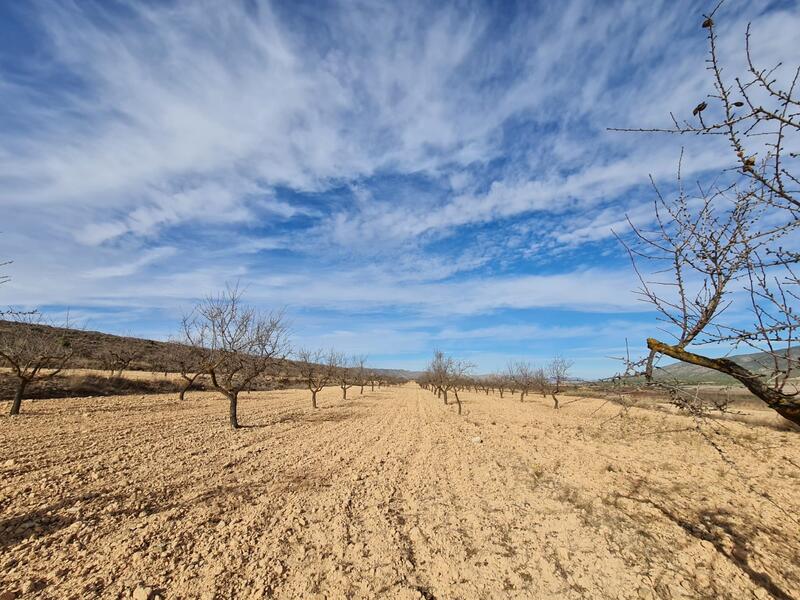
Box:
1, 384, 799, 600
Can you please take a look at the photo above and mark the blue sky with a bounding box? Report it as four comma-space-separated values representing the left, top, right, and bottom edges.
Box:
1, 0, 798, 377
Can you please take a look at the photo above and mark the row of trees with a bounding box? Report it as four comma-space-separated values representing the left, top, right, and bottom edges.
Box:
419, 351, 573, 414
295, 351, 384, 408
0, 285, 402, 427
178, 286, 401, 427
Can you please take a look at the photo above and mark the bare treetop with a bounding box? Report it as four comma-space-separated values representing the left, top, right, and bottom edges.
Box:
424, 349, 474, 414
296, 348, 337, 408
182, 284, 290, 428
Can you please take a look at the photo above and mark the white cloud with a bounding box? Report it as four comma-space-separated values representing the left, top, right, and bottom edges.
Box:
2, 0, 798, 375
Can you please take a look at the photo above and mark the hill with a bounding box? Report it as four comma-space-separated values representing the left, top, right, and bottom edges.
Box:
653, 347, 796, 384
0, 319, 419, 379
0, 319, 186, 373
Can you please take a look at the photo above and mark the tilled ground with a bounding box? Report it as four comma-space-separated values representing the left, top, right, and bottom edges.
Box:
1, 385, 799, 599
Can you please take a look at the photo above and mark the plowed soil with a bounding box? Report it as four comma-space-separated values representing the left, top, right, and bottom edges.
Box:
1, 384, 799, 599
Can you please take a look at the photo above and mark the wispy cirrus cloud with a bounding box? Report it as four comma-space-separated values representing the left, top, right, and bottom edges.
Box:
1, 0, 798, 375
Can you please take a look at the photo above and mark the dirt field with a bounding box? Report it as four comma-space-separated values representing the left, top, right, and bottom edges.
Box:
1, 385, 799, 599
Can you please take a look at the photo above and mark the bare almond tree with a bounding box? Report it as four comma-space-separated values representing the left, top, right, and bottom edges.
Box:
507, 361, 535, 401
488, 374, 508, 398
296, 348, 336, 408
102, 347, 141, 379
175, 344, 206, 402
354, 355, 368, 394
368, 371, 381, 391
547, 356, 573, 409
0, 313, 73, 416
182, 284, 289, 429
333, 353, 356, 400
612, 6, 800, 426
533, 366, 550, 399
425, 350, 474, 415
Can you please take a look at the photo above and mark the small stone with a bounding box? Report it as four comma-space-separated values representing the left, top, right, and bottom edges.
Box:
3, 459, 14, 468
471, 436, 483, 444
132, 584, 154, 600
637, 586, 656, 600
21, 580, 45, 594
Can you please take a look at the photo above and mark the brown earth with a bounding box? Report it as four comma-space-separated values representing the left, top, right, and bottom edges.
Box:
1, 384, 799, 599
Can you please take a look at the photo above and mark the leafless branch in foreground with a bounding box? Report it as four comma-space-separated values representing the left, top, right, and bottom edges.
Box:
612, 6, 800, 426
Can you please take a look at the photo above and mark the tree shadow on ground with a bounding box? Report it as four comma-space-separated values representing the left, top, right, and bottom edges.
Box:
0, 490, 144, 550
615, 478, 797, 600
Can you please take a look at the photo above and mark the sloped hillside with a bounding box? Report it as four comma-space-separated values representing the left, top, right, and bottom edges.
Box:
0, 320, 417, 380
654, 347, 796, 384
0, 319, 185, 372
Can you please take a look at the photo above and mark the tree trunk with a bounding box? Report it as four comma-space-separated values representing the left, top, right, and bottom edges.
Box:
179, 387, 187, 402
371, 382, 375, 391
455, 390, 462, 415
647, 337, 800, 426
552, 394, 559, 410
311, 389, 318, 409
360, 385, 364, 394
499, 389, 504, 398
443, 389, 448, 405
10, 379, 28, 416
342, 386, 347, 400
229, 392, 239, 429
180, 373, 199, 401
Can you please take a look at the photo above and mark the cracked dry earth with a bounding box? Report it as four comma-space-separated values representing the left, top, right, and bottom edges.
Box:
1, 384, 799, 599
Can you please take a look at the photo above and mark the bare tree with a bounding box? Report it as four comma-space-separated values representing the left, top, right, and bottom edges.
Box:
333, 353, 356, 400
0, 313, 73, 416
546, 356, 573, 409
533, 366, 550, 399
425, 350, 474, 415
354, 355, 368, 394
507, 361, 535, 401
174, 344, 206, 402
368, 371, 381, 391
612, 6, 800, 426
102, 347, 141, 379
182, 284, 289, 429
488, 374, 508, 398
296, 348, 336, 408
